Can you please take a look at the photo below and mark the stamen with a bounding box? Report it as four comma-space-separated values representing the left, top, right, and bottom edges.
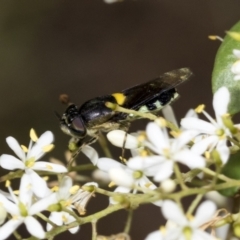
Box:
30, 128, 38, 142
145, 182, 153, 188
170, 131, 181, 138
43, 176, 49, 181
155, 117, 167, 127
46, 164, 53, 170
108, 181, 116, 188
133, 170, 143, 179
195, 104, 205, 113
140, 150, 148, 157
137, 134, 146, 142
204, 151, 210, 159
160, 226, 166, 235
51, 186, 59, 192
21, 145, 28, 153
62, 214, 68, 223
42, 144, 54, 152
25, 158, 35, 168
119, 156, 127, 163
13, 190, 19, 195
69, 185, 80, 195
5, 180, 11, 187
208, 35, 223, 42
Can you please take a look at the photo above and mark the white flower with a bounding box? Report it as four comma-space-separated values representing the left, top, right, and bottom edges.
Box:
181, 87, 231, 164
107, 130, 139, 149
47, 176, 80, 234
163, 200, 216, 239
0, 174, 53, 239
81, 145, 99, 166
231, 49, 240, 81
145, 200, 217, 240
47, 176, 98, 234
0, 129, 67, 197
97, 157, 161, 206
143, 122, 205, 182
0, 204, 7, 225
145, 230, 164, 240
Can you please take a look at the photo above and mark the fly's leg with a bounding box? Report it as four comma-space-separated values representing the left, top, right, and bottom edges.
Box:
67, 137, 98, 169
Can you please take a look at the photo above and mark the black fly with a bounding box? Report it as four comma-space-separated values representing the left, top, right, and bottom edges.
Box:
59, 68, 192, 150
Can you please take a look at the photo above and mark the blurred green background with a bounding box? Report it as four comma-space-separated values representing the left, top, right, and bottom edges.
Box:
0, 0, 239, 239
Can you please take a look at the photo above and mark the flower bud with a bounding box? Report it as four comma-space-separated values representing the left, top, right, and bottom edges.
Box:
161, 179, 176, 193
107, 130, 139, 149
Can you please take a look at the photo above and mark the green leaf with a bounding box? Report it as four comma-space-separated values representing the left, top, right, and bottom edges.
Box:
212, 21, 240, 115
218, 151, 240, 196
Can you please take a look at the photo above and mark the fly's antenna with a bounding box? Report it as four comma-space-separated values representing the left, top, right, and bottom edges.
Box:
59, 94, 73, 106
54, 111, 62, 121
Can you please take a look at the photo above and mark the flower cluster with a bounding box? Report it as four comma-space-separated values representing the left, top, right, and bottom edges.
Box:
1, 85, 239, 239
0, 130, 98, 239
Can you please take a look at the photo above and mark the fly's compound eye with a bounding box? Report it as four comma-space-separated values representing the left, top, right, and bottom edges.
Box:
69, 116, 86, 137
60, 104, 87, 138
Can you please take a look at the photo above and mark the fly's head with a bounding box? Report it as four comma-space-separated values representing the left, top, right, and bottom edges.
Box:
60, 104, 87, 139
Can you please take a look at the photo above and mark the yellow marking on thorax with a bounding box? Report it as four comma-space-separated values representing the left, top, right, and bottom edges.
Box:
112, 93, 126, 105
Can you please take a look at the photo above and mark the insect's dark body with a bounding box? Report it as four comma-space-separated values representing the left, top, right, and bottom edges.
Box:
60, 68, 192, 147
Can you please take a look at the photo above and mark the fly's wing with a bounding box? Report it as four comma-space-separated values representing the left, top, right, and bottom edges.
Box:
121, 68, 192, 110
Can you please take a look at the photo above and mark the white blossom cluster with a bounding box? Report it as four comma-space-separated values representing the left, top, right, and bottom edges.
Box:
0, 129, 98, 239
0, 85, 238, 239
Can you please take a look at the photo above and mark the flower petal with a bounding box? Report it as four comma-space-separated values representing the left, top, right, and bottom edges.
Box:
33, 161, 67, 173
110, 186, 131, 205
81, 145, 99, 165
175, 150, 206, 169
65, 214, 80, 234
162, 105, 178, 127
145, 230, 163, 240
192, 229, 216, 240
0, 218, 22, 239
58, 176, 72, 199
162, 200, 188, 226
109, 168, 134, 187
192, 201, 216, 227
30, 193, 58, 215
19, 174, 33, 207
6, 137, 25, 160
0, 154, 25, 170
233, 49, 240, 58
26, 169, 51, 198
191, 135, 218, 155
97, 158, 123, 172
213, 87, 230, 117
47, 212, 63, 231
171, 130, 199, 152
146, 122, 169, 151
107, 130, 139, 149
28, 131, 54, 160
154, 161, 173, 182
24, 216, 45, 239
181, 118, 216, 134
216, 140, 230, 164
36, 131, 54, 147
0, 194, 19, 216
127, 156, 163, 174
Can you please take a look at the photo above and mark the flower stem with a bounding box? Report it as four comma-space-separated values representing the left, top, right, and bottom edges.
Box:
124, 209, 133, 234
174, 163, 187, 190
186, 194, 203, 216
92, 220, 98, 240
98, 132, 113, 158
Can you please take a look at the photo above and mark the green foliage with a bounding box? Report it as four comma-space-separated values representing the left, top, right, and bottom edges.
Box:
212, 21, 240, 115
219, 151, 240, 196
